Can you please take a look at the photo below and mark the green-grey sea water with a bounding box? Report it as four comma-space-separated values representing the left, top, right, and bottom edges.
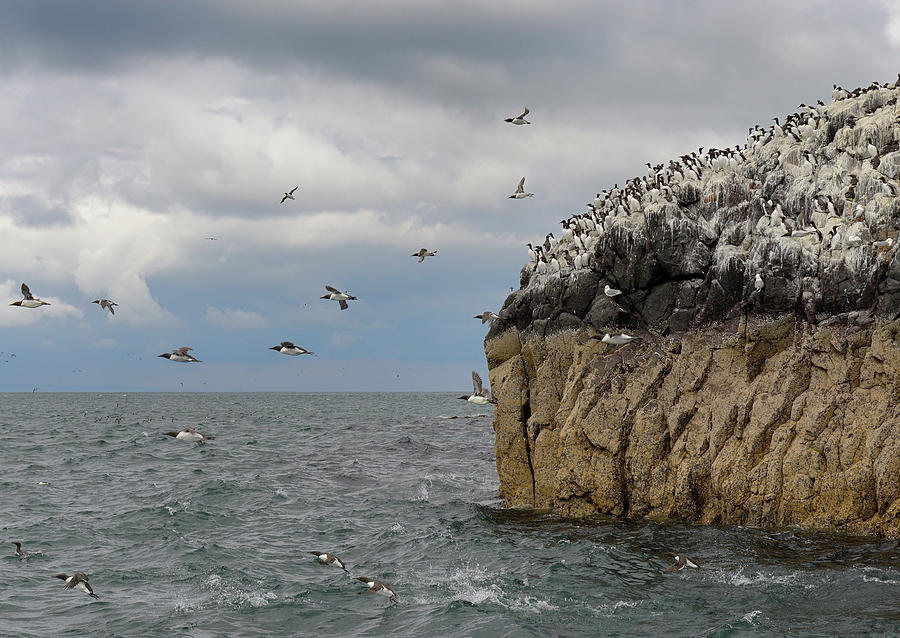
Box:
3, 392, 900, 637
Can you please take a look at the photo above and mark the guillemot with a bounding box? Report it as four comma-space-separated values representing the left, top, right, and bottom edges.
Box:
269, 341, 314, 356
321, 285, 357, 310
458, 371, 496, 405
411, 248, 437, 262
55, 572, 100, 598
664, 553, 701, 573
12, 542, 41, 557
309, 551, 349, 573
280, 186, 299, 203
164, 425, 214, 444
474, 311, 499, 324
508, 176, 534, 199
10, 283, 50, 308
92, 299, 118, 315
504, 107, 531, 125
158, 347, 202, 363
355, 576, 397, 603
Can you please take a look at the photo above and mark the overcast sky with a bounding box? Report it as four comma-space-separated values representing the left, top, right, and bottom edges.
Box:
0, 1, 898, 391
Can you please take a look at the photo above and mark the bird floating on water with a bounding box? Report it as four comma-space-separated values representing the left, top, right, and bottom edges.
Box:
158, 347, 202, 363
280, 186, 299, 204
12, 542, 41, 558
309, 551, 349, 573
55, 572, 99, 599
92, 298, 118, 315
504, 107, 530, 125
321, 285, 357, 310
474, 311, 499, 324
269, 341, 314, 356
164, 425, 214, 444
664, 553, 701, 573
458, 371, 496, 405
411, 248, 437, 263
355, 576, 397, 603
10, 283, 50, 308
508, 176, 534, 199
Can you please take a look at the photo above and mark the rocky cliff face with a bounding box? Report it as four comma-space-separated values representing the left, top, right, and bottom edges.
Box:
487, 79, 900, 536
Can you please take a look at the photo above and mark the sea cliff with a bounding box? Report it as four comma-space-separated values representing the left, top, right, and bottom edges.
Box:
487, 78, 900, 536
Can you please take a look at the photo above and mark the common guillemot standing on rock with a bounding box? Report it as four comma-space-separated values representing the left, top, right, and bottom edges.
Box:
321, 285, 357, 310
664, 553, 701, 573
10, 283, 50, 308
280, 186, 299, 203
92, 298, 118, 315
164, 425, 214, 444
458, 371, 496, 405
355, 576, 397, 603
411, 248, 437, 262
269, 341, 314, 356
55, 572, 99, 598
504, 107, 531, 125
508, 176, 534, 199
309, 551, 349, 573
158, 347, 202, 363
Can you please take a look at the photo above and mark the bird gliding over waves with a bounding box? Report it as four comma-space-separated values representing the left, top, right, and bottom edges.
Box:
458, 371, 496, 404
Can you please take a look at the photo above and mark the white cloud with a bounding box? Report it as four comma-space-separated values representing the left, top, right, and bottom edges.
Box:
205, 306, 267, 330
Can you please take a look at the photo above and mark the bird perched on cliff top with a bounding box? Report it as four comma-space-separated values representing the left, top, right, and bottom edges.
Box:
158, 347, 201, 363
321, 285, 357, 310
280, 185, 299, 203
55, 572, 99, 599
754, 273, 764, 293
459, 371, 496, 405
92, 298, 118, 315
664, 553, 700, 573
604, 284, 622, 297
355, 576, 397, 603
309, 551, 349, 573
10, 283, 50, 308
601, 333, 638, 346
411, 248, 437, 263
873, 237, 894, 248
474, 311, 499, 324
269, 341, 314, 356
508, 176, 534, 199
504, 107, 531, 125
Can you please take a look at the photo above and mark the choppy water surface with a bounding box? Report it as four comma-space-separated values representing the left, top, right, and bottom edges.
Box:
2, 392, 899, 637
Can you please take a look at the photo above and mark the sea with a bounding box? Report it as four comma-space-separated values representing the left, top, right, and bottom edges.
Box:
2, 392, 900, 637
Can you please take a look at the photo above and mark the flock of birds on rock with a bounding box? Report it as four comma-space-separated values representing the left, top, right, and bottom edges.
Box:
515, 73, 900, 334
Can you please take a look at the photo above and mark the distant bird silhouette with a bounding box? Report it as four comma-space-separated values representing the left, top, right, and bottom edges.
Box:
281, 186, 299, 204
411, 248, 437, 263
504, 107, 531, 125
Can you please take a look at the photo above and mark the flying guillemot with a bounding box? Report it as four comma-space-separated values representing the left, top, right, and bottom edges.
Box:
309, 551, 349, 573
508, 176, 534, 199
269, 341, 314, 356
664, 553, 701, 573
355, 576, 397, 603
164, 426, 214, 444
474, 311, 499, 324
92, 299, 118, 315
10, 283, 50, 308
458, 371, 496, 405
504, 107, 531, 125
55, 572, 100, 598
411, 248, 437, 262
158, 347, 202, 363
321, 285, 357, 310
280, 186, 299, 203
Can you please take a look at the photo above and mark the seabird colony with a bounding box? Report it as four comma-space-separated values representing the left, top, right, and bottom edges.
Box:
518, 75, 900, 332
